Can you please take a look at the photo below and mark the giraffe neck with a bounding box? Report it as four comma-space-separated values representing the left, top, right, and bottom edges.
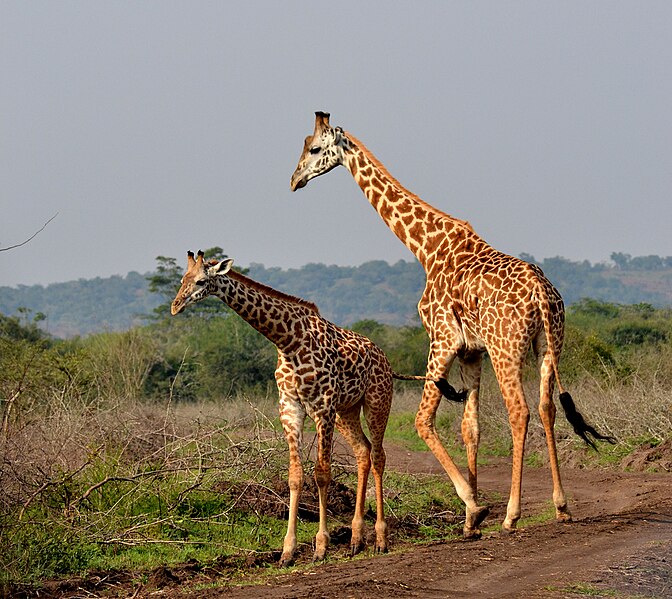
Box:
211, 270, 318, 352
342, 132, 477, 269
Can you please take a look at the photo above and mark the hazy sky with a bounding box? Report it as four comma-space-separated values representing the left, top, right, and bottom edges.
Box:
2, 2, 671, 287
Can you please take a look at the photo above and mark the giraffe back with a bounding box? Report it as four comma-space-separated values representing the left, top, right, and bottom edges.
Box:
420, 235, 565, 362
275, 314, 393, 419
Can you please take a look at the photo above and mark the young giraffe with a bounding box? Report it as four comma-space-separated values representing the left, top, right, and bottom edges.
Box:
291, 112, 614, 539
171, 250, 448, 565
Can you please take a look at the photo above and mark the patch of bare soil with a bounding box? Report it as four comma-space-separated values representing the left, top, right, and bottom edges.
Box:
6, 441, 672, 599
214, 476, 357, 522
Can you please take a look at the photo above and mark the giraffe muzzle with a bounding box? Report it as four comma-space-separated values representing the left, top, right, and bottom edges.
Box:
290, 173, 307, 191
170, 300, 185, 315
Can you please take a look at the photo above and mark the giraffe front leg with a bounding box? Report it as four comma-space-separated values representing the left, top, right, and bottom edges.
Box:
312, 418, 334, 562
278, 396, 305, 567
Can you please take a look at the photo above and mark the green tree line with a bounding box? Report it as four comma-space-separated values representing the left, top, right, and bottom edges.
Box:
3, 286, 671, 417
1, 252, 672, 338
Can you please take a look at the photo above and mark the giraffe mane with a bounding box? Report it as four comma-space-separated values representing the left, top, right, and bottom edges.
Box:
344, 131, 475, 233
226, 269, 320, 315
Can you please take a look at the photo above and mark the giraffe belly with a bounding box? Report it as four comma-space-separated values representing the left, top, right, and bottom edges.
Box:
460, 320, 486, 353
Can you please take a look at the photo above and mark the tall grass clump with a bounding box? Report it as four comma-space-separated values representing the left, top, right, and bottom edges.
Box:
0, 389, 289, 585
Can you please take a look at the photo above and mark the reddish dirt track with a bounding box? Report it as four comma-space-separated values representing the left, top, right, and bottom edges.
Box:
204, 447, 671, 599
15, 443, 672, 599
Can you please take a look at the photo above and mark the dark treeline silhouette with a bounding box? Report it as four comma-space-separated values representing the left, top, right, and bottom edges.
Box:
1, 253, 671, 338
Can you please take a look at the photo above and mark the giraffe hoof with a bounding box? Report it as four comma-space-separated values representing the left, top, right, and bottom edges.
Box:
374, 544, 389, 555
278, 555, 295, 568
555, 504, 572, 523
312, 549, 327, 563
500, 526, 517, 536
463, 528, 482, 541
463, 505, 489, 540
465, 505, 489, 533
350, 541, 365, 557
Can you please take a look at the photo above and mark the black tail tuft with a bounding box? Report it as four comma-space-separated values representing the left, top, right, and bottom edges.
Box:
434, 378, 468, 403
559, 392, 616, 450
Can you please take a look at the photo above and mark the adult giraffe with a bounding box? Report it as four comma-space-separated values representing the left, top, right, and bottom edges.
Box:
290, 112, 614, 538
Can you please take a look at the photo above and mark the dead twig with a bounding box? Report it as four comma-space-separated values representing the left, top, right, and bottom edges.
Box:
0, 213, 58, 252
18, 456, 95, 520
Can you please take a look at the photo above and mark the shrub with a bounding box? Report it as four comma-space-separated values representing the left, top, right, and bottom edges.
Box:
610, 324, 667, 347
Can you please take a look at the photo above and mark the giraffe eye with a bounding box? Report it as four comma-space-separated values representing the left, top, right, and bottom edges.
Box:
309, 146, 321, 155
195, 279, 206, 286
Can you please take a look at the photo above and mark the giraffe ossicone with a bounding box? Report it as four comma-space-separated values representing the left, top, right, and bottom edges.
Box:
291, 111, 614, 538
171, 250, 448, 565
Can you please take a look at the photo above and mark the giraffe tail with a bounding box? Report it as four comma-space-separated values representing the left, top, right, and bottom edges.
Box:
392, 373, 467, 403
535, 282, 616, 450
558, 392, 616, 450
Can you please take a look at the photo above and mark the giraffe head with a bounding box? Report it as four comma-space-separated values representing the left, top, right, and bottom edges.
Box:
290, 111, 347, 191
171, 250, 234, 315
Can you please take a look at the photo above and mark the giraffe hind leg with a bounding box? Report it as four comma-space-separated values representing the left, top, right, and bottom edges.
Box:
336, 407, 372, 557
416, 378, 488, 539
459, 353, 483, 499
278, 396, 306, 567
492, 362, 529, 534
538, 353, 571, 523
363, 384, 391, 555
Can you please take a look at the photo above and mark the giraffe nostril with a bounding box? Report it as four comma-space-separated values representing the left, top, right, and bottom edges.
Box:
290, 176, 307, 191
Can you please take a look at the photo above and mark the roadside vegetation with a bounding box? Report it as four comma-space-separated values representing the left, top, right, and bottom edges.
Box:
1, 262, 671, 591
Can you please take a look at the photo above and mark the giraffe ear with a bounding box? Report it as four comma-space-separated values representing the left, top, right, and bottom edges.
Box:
314, 111, 331, 133
208, 258, 234, 276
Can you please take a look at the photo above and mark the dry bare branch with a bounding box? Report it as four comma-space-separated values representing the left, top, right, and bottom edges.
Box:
0, 213, 58, 252
18, 457, 94, 520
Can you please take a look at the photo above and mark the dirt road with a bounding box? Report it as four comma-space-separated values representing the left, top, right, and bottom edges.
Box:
20, 444, 672, 598
203, 447, 671, 599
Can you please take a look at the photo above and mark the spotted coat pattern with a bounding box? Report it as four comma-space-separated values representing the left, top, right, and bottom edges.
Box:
291, 112, 585, 537
171, 251, 393, 565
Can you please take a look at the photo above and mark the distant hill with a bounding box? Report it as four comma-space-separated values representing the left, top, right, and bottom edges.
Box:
1, 255, 671, 338
0, 272, 157, 338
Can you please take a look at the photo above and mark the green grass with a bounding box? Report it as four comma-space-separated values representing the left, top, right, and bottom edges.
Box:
384, 412, 428, 451
382, 471, 465, 541
7, 488, 320, 584
524, 450, 544, 468
517, 502, 558, 528
2, 450, 468, 586
588, 434, 662, 469
383, 411, 462, 454
543, 582, 617, 596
